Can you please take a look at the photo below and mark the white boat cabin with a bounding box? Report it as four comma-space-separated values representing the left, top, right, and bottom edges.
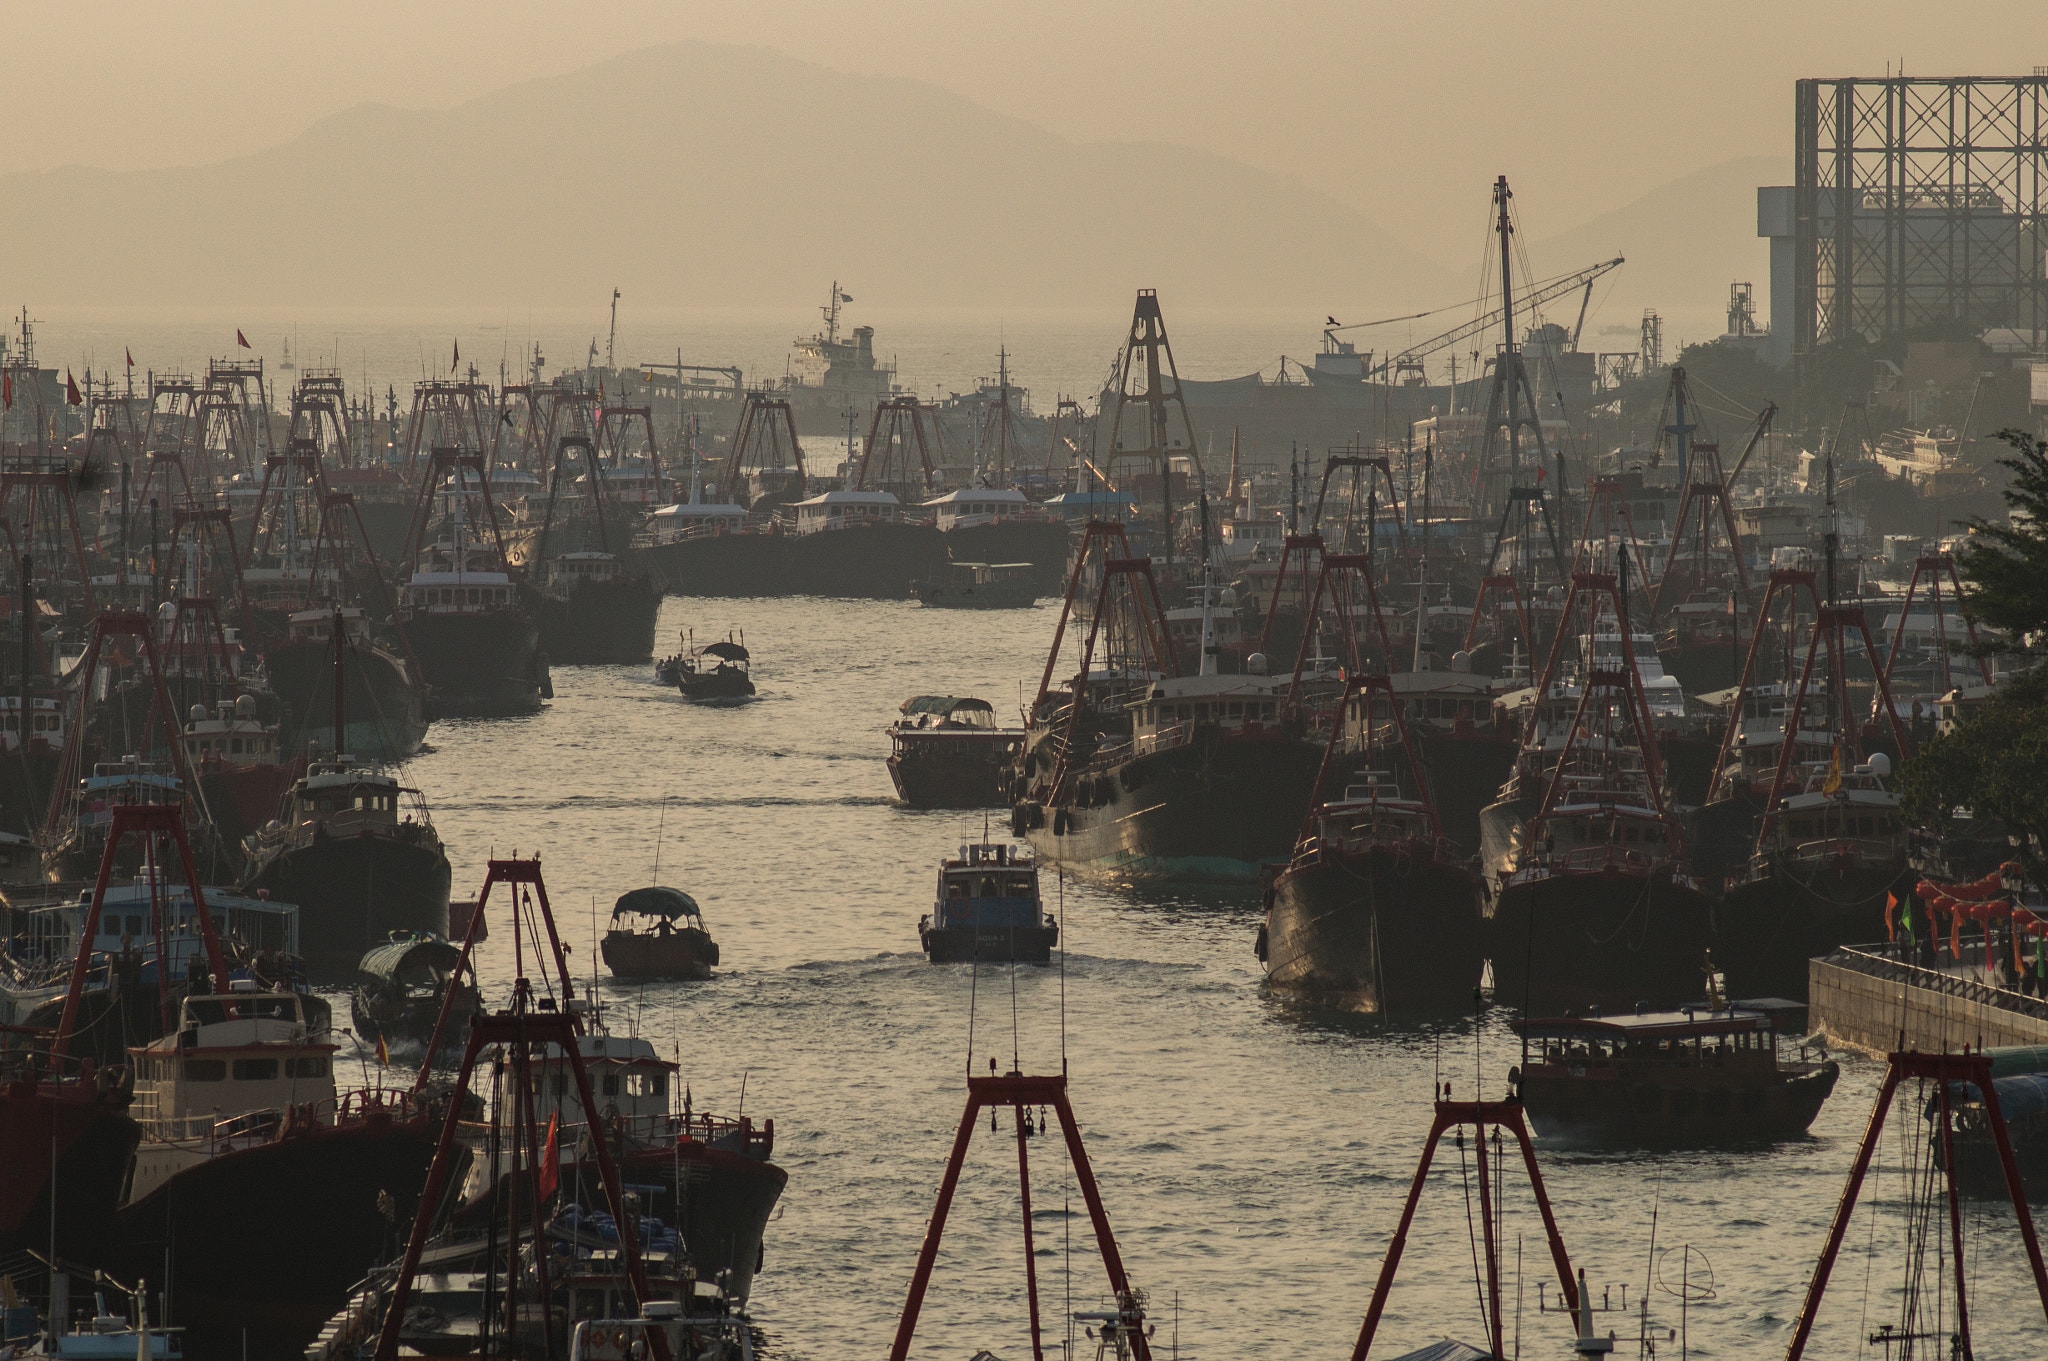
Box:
127, 984, 339, 1200
793, 487, 901, 535
1130, 673, 1287, 754
0, 694, 65, 753
285, 605, 374, 645
8, 880, 300, 972
182, 697, 276, 769
642, 499, 748, 543
922, 487, 1031, 531
547, 552, 628, 589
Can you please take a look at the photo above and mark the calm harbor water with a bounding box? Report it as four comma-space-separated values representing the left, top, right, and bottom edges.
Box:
323, 594, 2048, 1361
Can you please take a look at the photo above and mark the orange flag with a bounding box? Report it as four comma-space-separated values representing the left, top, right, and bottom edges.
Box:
236, 329, 251, 349
535, 1114, 560, 1201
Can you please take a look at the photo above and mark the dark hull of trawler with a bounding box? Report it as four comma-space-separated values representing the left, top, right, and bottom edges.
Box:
1484, 866, 1720, 1013
1714, 859, 1911, 1000
1659, 640, 1741, 696
536, 574, 663, 664
1263, 846, 1486, 1012
406, 610, 545, 717
198, 760, 303, 847
109, 1118, 443, 1361
266, 637, 428, 761
1657, 731, 1721, 808
0, 743, 60, 838
888, 732, 1021, 807
637, 532, 791, 596
1521, 1062, 1840, 1145
0, 1089, 140, 1264
1411, 728, 1517, 855
241, 833, 452, 976
786, 523, 949, 598
1019, 734, 1324, 880
939, 520, 1071, 580
600, 1142, 787, 1302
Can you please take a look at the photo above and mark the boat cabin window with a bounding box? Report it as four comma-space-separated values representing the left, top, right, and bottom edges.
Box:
183, 1059, 227, 1082
287, 1057, 327, 1078
603, 1073, 620, 1097
625, 1071, 667, 1098
233, 1058, 279, 1081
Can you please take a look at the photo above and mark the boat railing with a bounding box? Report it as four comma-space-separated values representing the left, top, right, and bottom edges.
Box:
1821, 942, 2048, 1022
1772, 835, 1903, 870
1538, 843, 1662, 877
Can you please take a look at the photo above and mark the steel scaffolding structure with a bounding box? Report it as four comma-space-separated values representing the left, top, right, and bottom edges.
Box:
1794, 75, 2048, 368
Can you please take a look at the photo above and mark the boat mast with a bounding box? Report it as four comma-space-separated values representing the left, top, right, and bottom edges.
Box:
332, 603, 347, 759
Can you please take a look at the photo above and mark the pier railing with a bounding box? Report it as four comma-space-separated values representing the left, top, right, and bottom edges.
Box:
1821, 942, 2048, 1025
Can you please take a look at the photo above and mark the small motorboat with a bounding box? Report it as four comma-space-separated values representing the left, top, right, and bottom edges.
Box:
1512, 991, 1838, 1145
350, 932, 480, 1054
676, 631, 756, 705
601, 887, 722, 980
919, 839, 1058, 964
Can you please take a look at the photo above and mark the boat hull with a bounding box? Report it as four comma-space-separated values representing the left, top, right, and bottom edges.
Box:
405, 610, 545, 718
937, 519, 1070, 581
601, 928, 720, 980
108, 1116, 442, 1361
264, 638, 429, 762
1021, 734, 1323, 881
1714, 859, 1910, 1000
1263, 846, 1486, 1012
0, 1087, 140, 1264
537, 574, 662, 665
887, 731, 1022, 808
241, 833, 453, 977
608, 1141, 787, 1302
638, 532, 790, 597
1485, 869, 1720, 1013
921, 922, 1058, 964
1521, 1061, 1840, 1144
785, 522, 947, 599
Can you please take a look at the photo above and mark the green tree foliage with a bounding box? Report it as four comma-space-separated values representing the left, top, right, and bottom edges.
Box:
1956, 429, 2048, 655
1898, 664, 2048, 877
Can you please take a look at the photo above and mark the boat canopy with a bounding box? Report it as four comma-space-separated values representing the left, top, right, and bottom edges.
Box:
1959, 1072, 2048, 1121
700, 640, 749, 662
1513, 1005, 1780, 1042
900, 696, 994, 718
359, 933, 464, 980
613, 886, 703, 921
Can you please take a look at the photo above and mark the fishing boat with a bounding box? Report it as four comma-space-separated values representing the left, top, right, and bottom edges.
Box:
1479, 570, 1718, 1013
1512, 996, 1838, 1144
886, 696, 1024, 808
182, 696, 300, 849
534, 552, 662, 664
601, 887, 721, 980
921, 482, 1069, 586
241, 759, 452, 976
1260, 675, 1486, 1013
399, 532, 548, 718
350, 932, 480, 1053
919, 839, 1057, 964
1013, 535, 1322, 880
911, 560, 1041, 608
262, 607, 428, 762
675, 632, 755, 704
109, 982, 440, 1360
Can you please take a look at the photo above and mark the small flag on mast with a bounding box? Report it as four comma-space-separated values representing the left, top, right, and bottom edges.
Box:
64, 370, 82, 406
236, 329, 251, 349
125, 347, 135, 368
451, 340, 460, 375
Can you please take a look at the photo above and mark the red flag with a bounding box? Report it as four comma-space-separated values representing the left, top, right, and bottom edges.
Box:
236, 329, 251, 349
125, 347, 134, 368
535, 1114, 559, 1201
451, 339, 460, 374
64, 370, 81, 406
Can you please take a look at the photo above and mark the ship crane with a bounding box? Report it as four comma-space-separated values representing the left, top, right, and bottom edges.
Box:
1322, 257, 1625, 383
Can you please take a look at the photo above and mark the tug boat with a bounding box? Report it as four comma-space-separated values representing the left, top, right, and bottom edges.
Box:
886, 696, 1024, 808
675, 632, 755, 704
601, 887, 721, 980
1513, 992, 1838, 1145
919, 840, 1057, 964
350, 932, 480, 1053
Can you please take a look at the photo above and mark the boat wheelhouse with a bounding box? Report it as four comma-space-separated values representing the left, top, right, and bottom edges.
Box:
791, 487, 904, 534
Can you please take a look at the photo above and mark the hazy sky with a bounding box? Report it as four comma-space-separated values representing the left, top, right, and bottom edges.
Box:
13, 1, 2038, 272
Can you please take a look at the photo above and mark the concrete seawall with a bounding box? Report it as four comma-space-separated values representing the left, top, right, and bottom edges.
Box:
1811, 946, 2048, 1056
